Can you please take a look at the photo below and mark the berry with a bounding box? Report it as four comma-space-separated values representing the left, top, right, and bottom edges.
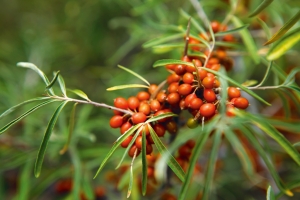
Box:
132, 112, 147, 124
211, 21, 220, 33
167, 73, 181, 84
120, 121, 132, 134
167, 92, 180, 105
200, 103, 216, 117
198, 68, 208, 80
146, 144, 153, 154
168, 82, 179, 93
153, 124, 166, 137
183, 73, 194, 84
187, 118, 198, 129
174, 65, 186, 75
114, 97, 128, 109
203, 89, 216, 102
184, 93, 197, 107
189, 98, 203, 109
178, 84, 193, 96
148, 84, 158, 94
232, 97, 249, 109
227, 87, 241, 99
128, 145, 140, 157
150, 99, 161, 112
121, 135, 133, 148
110, 115, 124, 128
137, 91, 150, 101
138, 102, 151, 115
166, 121, 177, 134
202, 76, 215, 89
156, 92, 167, 103
128, 96, 140, 110
135, 136, 147, 150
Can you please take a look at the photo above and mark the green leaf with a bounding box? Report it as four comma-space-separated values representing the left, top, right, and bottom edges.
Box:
276, 91, 291, 118
67, 89, 91, 101
282, 68, 300, 86
0, 97, 51, 118
143, 33, 184, 48
82, 173, 95, 200
107, 84, 149, 91
58, 74, 67, 97
265, 118, 300, 134
69, 145, 81, 200
265, 10, 300, 45
267, 185, 276, 200
188, 52, 207, 59
248, 0, 274, 17
231, 16, 260, 64
202, 130, 222, 199
18, 159, 33, 200
214, 41, 243, 49
285, 85, 300, 94
257, 18, 271, 39
127, 147, 138, 198
17, 62, 55, 95
179, 116, 220, 200
214, 24, 249, 36
34, 101, 68, 177
242, 80, 258, 87
189, 33, 211, 49
267, 27, 300, 60
148, 124, 185, 182
0, 99, 58, 134
118, 65, 150, 86
141, 130, 147, 196
60, 103, 78, 155
93, 124, 143, 178
46, 71, 60, 90
153, 59, 194, 68
146, 112, 177, 123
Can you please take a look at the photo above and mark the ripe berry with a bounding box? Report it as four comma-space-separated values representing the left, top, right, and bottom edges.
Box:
211, 21, 220, 33
208, 57, 219, 65
227, 87, 241, 99
226, 104, 235, 117
147, 166, 155, 177
214, 79, 220, 88
128, 96, 140, 110
167, 73, 181, 84
121, 135, 133, 148
138, 102, 151, 115
114, 97, 128, 109
167, 92, 180, 105
168, 82, 179, 93
137, 91, 150, 101
153, 124, 166, 137
156, 92, 167, 103
166, 121, 177, 134
186, 118, 198, 129
198, 69, 208, 80
186, 140, 196, 149
189, 98, 203, 109
183, 73, 194, 84
150, 99, 161, 112
110, 115, 124, 128
203, 89, 216, 102
210, 64, 220, 71
166, 64, 176, 70
147, 135, 154, 144
232, 97, 249, 109
132, 112, 147, 124
120, 121, 132, 134
200, 103, 216, 117
178, 84, 193, 96
148, 84, 158, 94
128, 145, 140, 157
146, 144, 153, 155
223, 34, 235, 42
202, 76, 215, 89
193, 59, 202, 67
135, 136, 147, 150
184, 93, 197, 107
174, 65, 186, 75
140, 124, 150, 136
178, 145, 191, 158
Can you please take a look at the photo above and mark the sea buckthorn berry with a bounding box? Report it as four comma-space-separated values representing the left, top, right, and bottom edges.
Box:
186, 118, 198, 129
138, 102, 151, 115
114, 97, 128, 109
183, 72, 194, 84
202, 76, 215, 89
223, 34, 235, 42
150, 99, 161, 112
166, 121, 177, 134
120, 121, 132, 134
128, 145, 140, 157
189, 37, 201, 51
232, 97, 249, 109
207, 73, 215, 78
140, 124, 150, 136
182, 55, 191, 62
147, 135, 154, 144
166, 64, 176, 70
214, 79, 221, 88
189, 98, 203, 109
146, 144, 153, 155
127, 96, 140, 110
227, 87, 241, 99
179, 99, 186, 110
147, 154, 156, 163
153, 124, 166, 137
168, 82, 179, 93
113, 110, 123, 116
137, 91, 150, 101
211, 20, 220, 33
121, 135, 133, 148
186, 140, 196, 149
135, 136, 147, 150
184, 93, 197, 107
148, 84, 158, 94
167, 73, 181, 84
198, 68, 208, 80
167, 92, 180, 105
110, 115, 124, 128
208, 57, 219, 65
193, 59, 202, 67
178, 145, 191, 158
216, 49, 227, 60
132, 112, 147, 124
204, 89, 216, 102
178, 84, 193, 96
154, 109, 172, 122
147, 167, 155, 177
174, 65, 186, 75
185, 65, 196, 73
226, 104, 235, 117
200, 103, 216, 117
156, 92, 167, 103
210, 64, 220, 71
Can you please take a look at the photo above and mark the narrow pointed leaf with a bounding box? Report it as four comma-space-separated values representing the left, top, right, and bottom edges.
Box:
148, 124, 185, 182
67, 89, 91, 101
58, 74, 67, 97
282, 68, 300, 86
285, 85, 300, 94
265, 118, 300, 134
214, 41, 243, 49
69, 145, 81, 200
188, 52, 207, 59
34, 101, 68, 177
118, 65, 150, 86
93, 124, 143, 178
248, 0, 274, 17
0, 99, 58, 134
146, 112, 177, 123
46, 71, 60, 90
143, 33, 184, 48
267, 27, 300, 60
60, 103, 78, 155
214, 24, 249, 36
265, 10, 300, 45
189, 33, 211, 49
17, 62, 54, 95
267, 185, 276, 200
127, 149, 138, 198
107, 84, 149, 91
242, 80, 258, 87
0, 97, 51, 118
231, 16, 260, 64
153, 59, 194, 68
141, 130, 147, 196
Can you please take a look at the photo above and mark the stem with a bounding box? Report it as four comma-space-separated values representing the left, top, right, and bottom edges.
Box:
248, 61, 273, 89
221, 0, 239, 26
247, 85, 282, 90
150, 80, 167, 100
50, 95, 133, 115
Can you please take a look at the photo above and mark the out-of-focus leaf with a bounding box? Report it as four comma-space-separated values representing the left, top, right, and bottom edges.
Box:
82, 173, 95, 200
107, 84, 149, 91
68, 89, 91, 101
69, 146, 81, 200
267, 185, 276, 200
34, 101, 68, 177
46, 71, 60, 90
148, 124, 185, 182
0, 97, 51, 118
118, 65, 150, 86
0, 99, 58, 134
143, 33, 184, 48
153, 59, 193, 68
231, 16, 260, 64
257, 18, 271, 39
141, 130, 147, 196
276, 91, 291, 118
16, 62, 55, 95
18, 159, 33, 200
214, 41, 243, 49
264, 118, 300, 134
214, 24, 249, 36
242, 80, 258, 87
267, 27, 300, 60
146, 112, 177, 123
282, 68, 300, 86
93, 124, 143, 178
189, 33, 211, 48
188, 52, 207, 59
248, 0, 274, 17
265, 10, 300, 45
285, 85, 300, 94
58, 74, 67, 97
127, 147, 138, 198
